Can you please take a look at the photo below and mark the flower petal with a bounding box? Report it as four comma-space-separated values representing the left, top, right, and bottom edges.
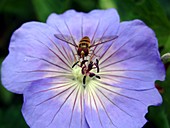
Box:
46, 9, 119, 43
1, 22, 74, 93
96, 20, 165, 90
84, 81, 162, 128
22, 79, 89, 128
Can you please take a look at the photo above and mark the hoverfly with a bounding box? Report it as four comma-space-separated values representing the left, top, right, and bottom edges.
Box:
54, 34, 117, 85
54, 34, 118, 61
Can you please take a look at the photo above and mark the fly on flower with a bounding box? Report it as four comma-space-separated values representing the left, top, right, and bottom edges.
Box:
1, 8, 165, 128
54, 34, 118, 60
54, 34, 117, 85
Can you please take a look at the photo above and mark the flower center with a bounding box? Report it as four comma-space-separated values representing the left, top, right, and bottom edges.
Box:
72, 66, 84, 83
71, 59, 100, 88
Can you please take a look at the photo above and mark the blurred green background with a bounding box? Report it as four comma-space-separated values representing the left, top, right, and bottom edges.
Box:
0, 0, 170, 128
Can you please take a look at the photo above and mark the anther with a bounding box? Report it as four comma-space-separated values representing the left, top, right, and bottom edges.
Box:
81, 60, 88, 67
96, 66, 99, 73
95, 75, 100, 79
96, 59, 99, 65
72, 61, 79, 68
81, 66, 86, 75
81, 59, 101, 86
83, 76, 86, 85
89, 73, 95, 77
94, 59, 99, 73
88, 61, 93, 71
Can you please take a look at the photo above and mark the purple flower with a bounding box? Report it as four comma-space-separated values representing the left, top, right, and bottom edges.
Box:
1, 9, 165, 128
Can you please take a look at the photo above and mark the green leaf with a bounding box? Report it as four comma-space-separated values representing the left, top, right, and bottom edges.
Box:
161, 67, 170, 124
0, 85, 13, 104
162, 35, 170, 54
31, 0, 70, 22
158, 0, 170, 19
0, 105, 28, 128
146, 106, 169, 128
99, 0, 117, 9
0, 0, 35, 19
71, 0, 99, 12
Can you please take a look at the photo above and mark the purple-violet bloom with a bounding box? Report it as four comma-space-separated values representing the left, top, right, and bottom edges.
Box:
1, 9, 165, 128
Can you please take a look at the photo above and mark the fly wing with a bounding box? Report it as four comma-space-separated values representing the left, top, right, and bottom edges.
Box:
90, 35, 118, 48
54, 34, 78, 47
